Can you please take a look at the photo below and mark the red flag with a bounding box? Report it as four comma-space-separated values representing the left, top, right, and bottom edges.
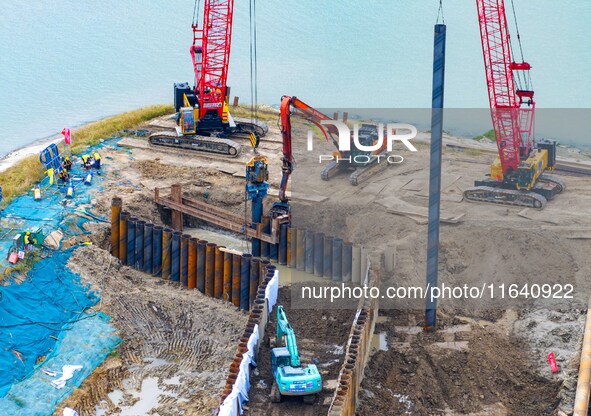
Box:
547, 352, 558, 373
61, 128, 71, 145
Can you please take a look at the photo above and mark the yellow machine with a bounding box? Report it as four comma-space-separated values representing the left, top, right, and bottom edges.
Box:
466, 139, 564, 209
489, 146, 554, 191
179, 93, 230, 135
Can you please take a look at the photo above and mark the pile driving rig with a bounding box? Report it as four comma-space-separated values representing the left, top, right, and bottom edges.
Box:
464, 0, 565, 208
149, 0, 268, 157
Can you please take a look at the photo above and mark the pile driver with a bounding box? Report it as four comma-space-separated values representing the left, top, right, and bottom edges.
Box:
149, 0, 268, 157
464, 0, 565, 208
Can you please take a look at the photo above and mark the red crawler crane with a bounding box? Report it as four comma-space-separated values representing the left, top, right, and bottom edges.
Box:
149, 0, 267, 157
464, 0, 564, 208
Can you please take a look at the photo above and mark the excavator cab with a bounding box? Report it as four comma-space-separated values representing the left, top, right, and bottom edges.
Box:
271, 348, 292, 371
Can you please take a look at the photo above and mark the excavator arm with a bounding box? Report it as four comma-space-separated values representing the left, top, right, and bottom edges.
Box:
276, 305, 300, 368
278, 95, 339, 202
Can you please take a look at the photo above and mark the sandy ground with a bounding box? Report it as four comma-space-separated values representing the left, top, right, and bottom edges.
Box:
0, 133, 63, 172
56, 245, 248, 416
51, 112, 591, 415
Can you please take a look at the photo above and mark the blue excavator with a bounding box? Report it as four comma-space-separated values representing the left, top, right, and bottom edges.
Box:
270, 305, 322, 404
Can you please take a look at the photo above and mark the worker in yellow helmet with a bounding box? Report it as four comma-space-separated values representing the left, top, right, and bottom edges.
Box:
63, 156, 72, 171
23, 231, 37, 248
58, 169, 70, 183
92, 151, 101, 169
81, 154, 91, 170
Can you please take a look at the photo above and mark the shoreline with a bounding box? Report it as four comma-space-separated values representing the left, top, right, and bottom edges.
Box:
0, 107, 163, 174
0, 104, 172, 205
0, 133, 64, 174
2, 105, 589, 179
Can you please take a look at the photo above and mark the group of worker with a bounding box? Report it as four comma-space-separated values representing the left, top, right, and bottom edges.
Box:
58, 156, 73, 183
56, 152, 101, 183
81, 152, 101, 170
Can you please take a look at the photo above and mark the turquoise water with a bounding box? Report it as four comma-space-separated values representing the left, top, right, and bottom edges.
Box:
0, 0, 590, 156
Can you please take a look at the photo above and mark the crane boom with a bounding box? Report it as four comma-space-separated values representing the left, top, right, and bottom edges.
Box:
476, 0, 535, 177
191, 0, 234, 120
149, 0, 269, 156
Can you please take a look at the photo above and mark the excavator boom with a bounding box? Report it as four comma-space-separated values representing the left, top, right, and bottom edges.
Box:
278, 96, 336, 202
276, 305, 300, 367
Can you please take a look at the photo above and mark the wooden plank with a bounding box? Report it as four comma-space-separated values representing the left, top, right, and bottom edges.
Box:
267, 189, 328, 203
157, 196, 278, 243
385, 208, 465, 224
171, 184, 183, 231
217, 167, 238, 175
517, 208, 560, 225
220, 247, 243, 255
416, 175, 461, 197
401, 178, 424, 192
182, 196, 244, 224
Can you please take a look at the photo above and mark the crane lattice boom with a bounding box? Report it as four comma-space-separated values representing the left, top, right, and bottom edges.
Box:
191, 0, 234, 119
476, 0, 535, 177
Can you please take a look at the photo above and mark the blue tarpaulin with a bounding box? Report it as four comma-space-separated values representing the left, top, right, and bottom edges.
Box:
0, 138, 122, 415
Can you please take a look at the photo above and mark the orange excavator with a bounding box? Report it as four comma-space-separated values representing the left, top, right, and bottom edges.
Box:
276, 96, 388, 204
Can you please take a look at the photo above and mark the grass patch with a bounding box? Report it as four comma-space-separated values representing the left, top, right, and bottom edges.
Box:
68, 104, 173, 153
0, 104, 173, 206
473, 129, 496, 141
465, 148, 483, 157
230, 104, 280, 122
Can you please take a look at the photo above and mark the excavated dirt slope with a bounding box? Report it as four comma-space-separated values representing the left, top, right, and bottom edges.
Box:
57, 245, 248, 415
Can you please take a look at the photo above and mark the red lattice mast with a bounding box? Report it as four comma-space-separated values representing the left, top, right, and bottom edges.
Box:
476, 0, 535, 176
190, 0, 235, 119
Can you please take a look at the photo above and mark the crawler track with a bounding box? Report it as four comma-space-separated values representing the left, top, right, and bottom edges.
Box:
148, 118, 268, 157
464, 186, 548, 209
149, 130, 242, 157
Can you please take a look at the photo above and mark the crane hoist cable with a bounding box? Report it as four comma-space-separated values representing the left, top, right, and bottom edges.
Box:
508, 0, 532, 92
249, 0, 258, 124
192, 0, 201, 25
436, 0, 445, 25
243, 0, 259, 249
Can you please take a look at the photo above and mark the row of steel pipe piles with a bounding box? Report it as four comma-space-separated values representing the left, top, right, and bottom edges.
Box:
111, 197, 271, 311
153, 184, 369, 285
328, 253, 382, 416
218, 263, 278, 414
